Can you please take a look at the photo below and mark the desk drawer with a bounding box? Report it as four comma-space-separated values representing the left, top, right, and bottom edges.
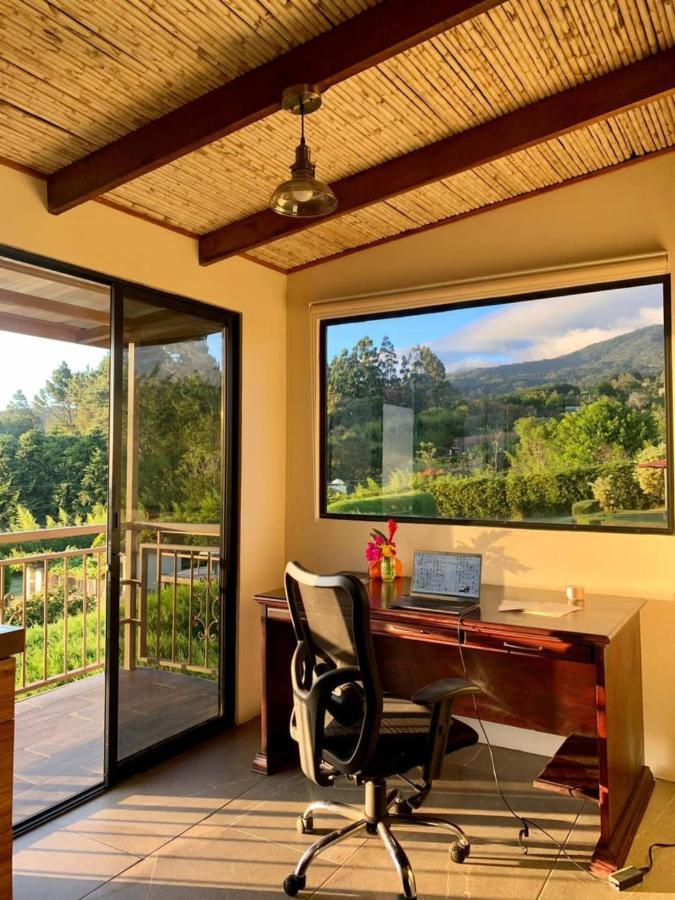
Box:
463, 630, 593, 663
378, 620, 459, 644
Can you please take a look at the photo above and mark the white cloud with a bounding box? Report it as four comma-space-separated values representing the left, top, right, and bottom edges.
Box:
428, 285, 663, 368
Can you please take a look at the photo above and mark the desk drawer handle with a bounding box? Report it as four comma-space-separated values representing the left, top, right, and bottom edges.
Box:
503, 641, 544, 653
390, 624, 429, 636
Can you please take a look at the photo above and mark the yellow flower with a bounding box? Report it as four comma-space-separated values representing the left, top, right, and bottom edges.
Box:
381, 544, 393, 557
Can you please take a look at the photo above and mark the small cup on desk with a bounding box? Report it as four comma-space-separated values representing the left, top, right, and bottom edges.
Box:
566, 585, 585, 607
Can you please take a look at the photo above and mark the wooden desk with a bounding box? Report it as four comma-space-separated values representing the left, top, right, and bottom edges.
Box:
254, 578, 652, 875
0, 625, 24, 900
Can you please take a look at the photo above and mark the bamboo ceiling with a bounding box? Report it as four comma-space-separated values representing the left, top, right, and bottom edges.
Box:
0, 0, 673, 271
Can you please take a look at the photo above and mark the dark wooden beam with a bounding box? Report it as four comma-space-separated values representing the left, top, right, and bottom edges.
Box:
47, 0, 502, 214
199, 47, 675, 265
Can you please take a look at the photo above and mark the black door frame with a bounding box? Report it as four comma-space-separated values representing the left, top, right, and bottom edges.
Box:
0, 244, 241, 835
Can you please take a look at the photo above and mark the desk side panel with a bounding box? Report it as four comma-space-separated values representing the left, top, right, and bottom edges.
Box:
598, 613, 652, 842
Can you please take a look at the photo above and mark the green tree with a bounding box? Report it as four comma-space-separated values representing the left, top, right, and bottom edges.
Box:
0, 434, 17, 532
507, 416, 559, 474
554, 397, 657, 467
402, 345, 449, 409
77, 445, 108, 514
0, 391, 39, 437
34, 362, 76, 431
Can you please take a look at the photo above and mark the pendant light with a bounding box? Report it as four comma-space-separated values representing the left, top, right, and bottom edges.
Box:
269, 84, 337, 218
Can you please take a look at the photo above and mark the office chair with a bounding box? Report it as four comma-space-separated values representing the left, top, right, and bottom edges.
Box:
282, 562, 480, 900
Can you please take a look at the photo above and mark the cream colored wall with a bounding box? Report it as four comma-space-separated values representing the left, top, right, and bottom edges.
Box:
287, 152, 675, 780
0, 165, 287, 723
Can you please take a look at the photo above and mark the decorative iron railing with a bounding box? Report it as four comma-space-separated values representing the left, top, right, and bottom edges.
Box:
0, 539, 107, 695
138, 542, 220, 675
0, 521, 221, 695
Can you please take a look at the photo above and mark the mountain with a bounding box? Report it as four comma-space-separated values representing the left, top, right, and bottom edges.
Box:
450, 325, 664, 396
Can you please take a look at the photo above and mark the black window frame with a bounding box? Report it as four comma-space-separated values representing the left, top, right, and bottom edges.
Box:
319, 273, 673, 535
0, 242, 241, 836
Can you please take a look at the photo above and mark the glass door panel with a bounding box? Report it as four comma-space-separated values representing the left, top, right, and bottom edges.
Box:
0, 253, 110, 825
114, 291, 226, 762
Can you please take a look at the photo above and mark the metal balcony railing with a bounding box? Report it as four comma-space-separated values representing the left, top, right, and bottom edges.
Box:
0, 520, 221, 695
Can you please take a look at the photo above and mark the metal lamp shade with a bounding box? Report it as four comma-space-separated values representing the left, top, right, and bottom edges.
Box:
269, 140, 337, 218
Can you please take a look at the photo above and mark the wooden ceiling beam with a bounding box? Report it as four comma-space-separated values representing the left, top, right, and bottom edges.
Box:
0, 311, 90, 344
199, 47, 675, 265
0, 287, 109, 324
46, 0, 503, 214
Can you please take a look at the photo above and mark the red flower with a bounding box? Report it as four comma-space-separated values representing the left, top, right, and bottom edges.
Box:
365, 541, 382, 562
387, 519, 398, 542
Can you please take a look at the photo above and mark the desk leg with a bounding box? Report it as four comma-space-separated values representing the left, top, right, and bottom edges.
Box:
591, 616, 654, 874
252, 609, 296, 775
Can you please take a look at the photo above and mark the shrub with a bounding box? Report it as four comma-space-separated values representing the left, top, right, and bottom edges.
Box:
506, 466, 600, 518
384, 467, 413, 494
592, 463, 646, 512
571, 499, 601, 517
428, 474, 510, 520
353, 477, 381, 498
634, 443, 666, 503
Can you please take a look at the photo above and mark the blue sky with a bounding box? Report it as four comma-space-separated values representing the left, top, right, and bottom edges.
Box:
0, 330, 223, 411
327, 284, 664, 371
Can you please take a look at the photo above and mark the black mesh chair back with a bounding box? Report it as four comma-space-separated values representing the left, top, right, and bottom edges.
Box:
284, 561, 382, 786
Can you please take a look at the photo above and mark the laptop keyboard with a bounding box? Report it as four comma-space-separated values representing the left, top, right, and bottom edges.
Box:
392, 595, 474, 613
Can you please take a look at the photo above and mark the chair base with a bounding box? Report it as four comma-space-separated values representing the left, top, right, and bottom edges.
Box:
283, 780, 470, 899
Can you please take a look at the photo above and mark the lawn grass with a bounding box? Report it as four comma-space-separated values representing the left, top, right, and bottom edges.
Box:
327, 491, 437, 517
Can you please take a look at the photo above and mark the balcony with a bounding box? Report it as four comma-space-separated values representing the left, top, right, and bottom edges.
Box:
0, 521, 221, 824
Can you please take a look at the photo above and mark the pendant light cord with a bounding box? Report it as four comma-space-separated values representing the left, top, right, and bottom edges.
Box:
300, 97, 305, 144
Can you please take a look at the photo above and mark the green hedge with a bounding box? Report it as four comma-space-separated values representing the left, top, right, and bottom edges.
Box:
428, 474, 510, 520
429, 463, 649, 521
506, 466, 601, 518
592, 462, 647, 512
571, 498, 601, 517
326, 491, 437, 517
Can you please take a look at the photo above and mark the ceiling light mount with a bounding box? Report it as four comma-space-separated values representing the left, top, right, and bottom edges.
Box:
270, 84, 337, 219
281, 84, 323, 116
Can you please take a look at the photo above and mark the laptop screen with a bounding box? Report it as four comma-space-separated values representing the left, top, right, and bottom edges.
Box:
411, 551, 482, 601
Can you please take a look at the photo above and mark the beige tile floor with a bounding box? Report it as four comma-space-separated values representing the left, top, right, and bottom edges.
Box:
13, 719, 675, 899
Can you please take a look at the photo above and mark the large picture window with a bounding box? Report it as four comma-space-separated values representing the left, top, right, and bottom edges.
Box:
321, 276, 672, 532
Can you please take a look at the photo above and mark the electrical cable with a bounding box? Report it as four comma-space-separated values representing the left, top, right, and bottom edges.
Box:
455, 603, 605, 883
639, 842, 675, 876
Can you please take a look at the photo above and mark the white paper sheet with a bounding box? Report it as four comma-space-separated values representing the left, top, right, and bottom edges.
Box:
497, 599, 581, 618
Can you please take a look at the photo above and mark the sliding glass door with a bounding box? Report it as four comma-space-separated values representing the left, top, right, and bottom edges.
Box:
108, 285, 237, 768
1, 245, 239, 830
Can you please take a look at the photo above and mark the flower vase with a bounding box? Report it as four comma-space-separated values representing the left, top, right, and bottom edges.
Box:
380, 555, 396, 582
368, 557, 404, 581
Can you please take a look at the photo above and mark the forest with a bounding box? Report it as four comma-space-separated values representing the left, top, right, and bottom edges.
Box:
0, 337, 223, 691
0, 337, 222, 555
325, 325, 668, 528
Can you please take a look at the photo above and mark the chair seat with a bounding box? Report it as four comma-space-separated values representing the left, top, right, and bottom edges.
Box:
323, 695, 479, 778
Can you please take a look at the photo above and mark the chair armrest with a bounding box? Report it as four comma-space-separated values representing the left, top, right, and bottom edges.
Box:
412, 677, 479, 706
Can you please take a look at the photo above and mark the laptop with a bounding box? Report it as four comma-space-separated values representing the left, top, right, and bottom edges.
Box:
392, 550, 482, 613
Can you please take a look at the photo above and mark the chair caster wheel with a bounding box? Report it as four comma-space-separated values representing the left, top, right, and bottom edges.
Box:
394, 799, 414, 816
296, 815, 313, 834
450, 842, 470, 864
283, 873, 306, 896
